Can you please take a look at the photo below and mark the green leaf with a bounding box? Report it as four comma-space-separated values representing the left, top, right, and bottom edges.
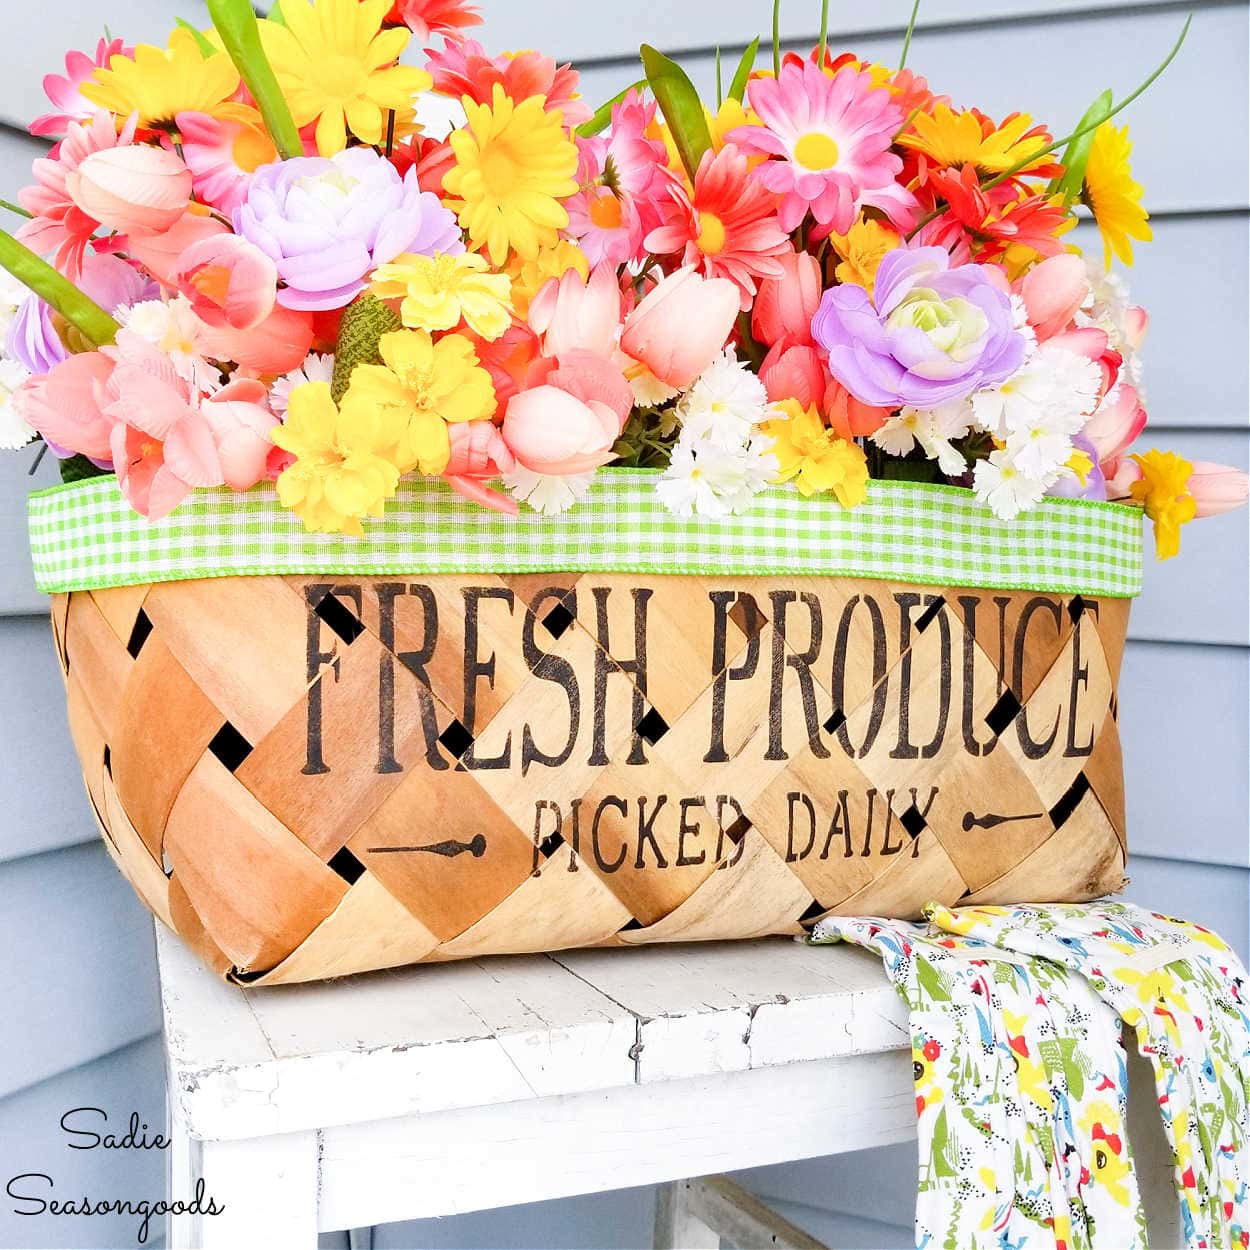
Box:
59, 455, 111, 485
1051, 89, 1112, 204
205, 0, 303, 159
0, 229, 118, 347
915, 955, 952, 1002
640, 45, 712, 183
576, 79, 647, 138
728, 37, 760, 103
174, 17, 218, 57
331, 293, 402, 403
715, 47, 723, 107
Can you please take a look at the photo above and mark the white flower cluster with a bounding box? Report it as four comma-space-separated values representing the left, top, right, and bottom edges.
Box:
656, 349, 777, 517
0, 271, 35, 452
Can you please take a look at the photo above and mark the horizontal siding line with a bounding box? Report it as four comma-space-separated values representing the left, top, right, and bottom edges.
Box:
1126, 636, 1249, 653
570, 0, 1238, 70
1131, 852, 1250, 870
0, 1029, 160, 1108
766, 1194, 914, 1239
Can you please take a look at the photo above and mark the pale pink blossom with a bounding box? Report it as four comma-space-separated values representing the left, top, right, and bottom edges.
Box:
124, 210, 229, 288
444, 421, 517, 514
528, 263, 622, 359
1083, 383, 1147, 469
66, 144, 192, 238
12, 350, 115, 462
503, 385, 620, 476
200, 378, 282, 491
1187, 461, 1250, 519
31, 39, 130, 138
173, 234, 277, 331
1016, 253, 1089, 342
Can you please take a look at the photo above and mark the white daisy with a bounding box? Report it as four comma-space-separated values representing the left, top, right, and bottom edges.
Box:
0, 357, 34, 450
656, 432, 777, 518
677, 349, 769, 449
873, 400, 973, 476
503, 466, 597, 515
272, 353, 335, 415
972, 449, 1048, 521
0, 269, 30, 339
971, 344, 1100, 440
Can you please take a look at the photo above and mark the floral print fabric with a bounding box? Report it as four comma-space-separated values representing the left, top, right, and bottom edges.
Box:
812, 902, 1250, 1250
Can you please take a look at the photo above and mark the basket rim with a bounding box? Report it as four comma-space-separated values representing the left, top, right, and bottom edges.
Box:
27, 470, 1145, 599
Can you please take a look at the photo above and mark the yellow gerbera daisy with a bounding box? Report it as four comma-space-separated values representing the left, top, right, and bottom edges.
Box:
1083, 121, 1152, 268
81, 28, 240, 128
506, 241, 589, 316
272, 382, 406, 536
344, 330, 496, 474
260, 0, 432, 156
900, 105, 1054, 176
371, 253, 514, 341
827, 216, 899, 296
762, 400, 869, 506
1130, 448, 1195, 560
444, 83, 580, 265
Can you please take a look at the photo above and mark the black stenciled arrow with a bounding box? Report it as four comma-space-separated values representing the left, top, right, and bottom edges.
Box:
367, 835, 488, 858
962, 811, 1045, 832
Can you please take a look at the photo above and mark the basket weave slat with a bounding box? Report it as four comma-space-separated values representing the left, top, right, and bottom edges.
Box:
51, 572, 1132, 984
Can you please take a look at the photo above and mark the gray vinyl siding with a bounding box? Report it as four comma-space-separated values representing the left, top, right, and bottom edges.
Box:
0, 2, 1245, 1247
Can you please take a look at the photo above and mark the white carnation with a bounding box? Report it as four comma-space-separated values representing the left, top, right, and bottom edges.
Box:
677, 349, 769, 449
0, 357, 34, 450
657, 431, 777, 518
504, 467, 597, 516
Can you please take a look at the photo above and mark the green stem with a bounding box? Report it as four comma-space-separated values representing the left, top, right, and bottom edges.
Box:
906, 14, 1190, 238
818, 0, 830, 64
0, 228, 118, 346
772, 0, 782, 74
715, 47, 723, 106
0, 198, 31, 219
899, 0, 922, 70
205, 0, 303, 160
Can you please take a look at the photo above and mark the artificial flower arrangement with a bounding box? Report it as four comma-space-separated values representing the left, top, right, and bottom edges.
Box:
0, 0, 1246, 558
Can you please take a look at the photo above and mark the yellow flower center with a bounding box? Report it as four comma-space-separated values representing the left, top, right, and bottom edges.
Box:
139, 440, 162, 461
231, 125, 276, 173
589, 190, 624, 231
480, 140, 523, 199
795, 131, 840, 171
696, 211, 728, 256
190, 265, 232, 309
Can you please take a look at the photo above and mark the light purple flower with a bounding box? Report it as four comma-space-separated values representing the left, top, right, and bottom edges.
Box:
812, 244, 1026, 408
1047, 432, 1108, 501
234, 148, 463, 312
7, 252, 154, 375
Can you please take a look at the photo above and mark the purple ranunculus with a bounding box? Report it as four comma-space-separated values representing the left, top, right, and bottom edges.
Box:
1047, 432, 1109, 501
234, 148, 463, 312
7, 251, 155, 375
812, 244, 1026, 409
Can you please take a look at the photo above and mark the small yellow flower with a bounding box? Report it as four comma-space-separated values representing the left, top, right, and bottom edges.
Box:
260, 0, 432, 156
506, 241, 589, 317
1130, 448, 1195, 561
1083, 120, 1152, 268
828, 216, 900, 295
272, 382, 405, 536
371, 252, 513, 341
762, 400, 869, 506
444, 84, 580, 265
1066, 446, 1094, 486
899, 105, 1053, 176
345, 330, 496, 474
82, 28, 241, 128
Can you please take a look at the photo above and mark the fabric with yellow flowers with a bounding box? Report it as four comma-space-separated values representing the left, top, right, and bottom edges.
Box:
812, 902, 1250, 1250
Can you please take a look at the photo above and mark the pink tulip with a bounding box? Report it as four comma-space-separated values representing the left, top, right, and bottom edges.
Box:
13, 351, 115, 462
444, 421, 518, 514
1104, 456, 1142, 501
1122, 305, 1149, 352
174, 235, 277, 331
1016, 253, 1089, 342
752, 248, 821, 349
201, 379, 280, 491
528, 262, 622, 359
503, 384, 620, 475
1083, 383, 1147, 468
760, 343, 826, 410
65, 144, 193, 237
195, 302, 316, 376
125, 210, 229, 288
1187, 461, 1250, 518
546, 349, 632, 428
620, 266, 739, 389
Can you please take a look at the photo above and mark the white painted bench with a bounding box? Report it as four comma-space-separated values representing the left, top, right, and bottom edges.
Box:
157, 924, 1180, 1249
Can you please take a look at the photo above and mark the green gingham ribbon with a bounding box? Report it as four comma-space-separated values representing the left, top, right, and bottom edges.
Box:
26, 471, 1144, 597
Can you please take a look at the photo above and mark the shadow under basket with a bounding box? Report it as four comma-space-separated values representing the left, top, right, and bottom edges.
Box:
31, 473, 1141, 985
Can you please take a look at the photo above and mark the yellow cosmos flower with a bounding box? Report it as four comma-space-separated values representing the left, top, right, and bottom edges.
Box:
260, 0, 432, 156
1083, 121, 1152, 269
272, 382, 405, 536
506, 241, 589, 317
371, 252, 513, 341
900, 105, 1053, 176
82, 28, 240, 128
762, 400, 869, 506
828, 216, 900, 295
344, 330, 496, 474
1130, 448, 1196, 561
444, 84, 580, 265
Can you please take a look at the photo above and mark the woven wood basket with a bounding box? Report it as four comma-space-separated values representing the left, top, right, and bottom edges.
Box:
32, 476, 1139, 984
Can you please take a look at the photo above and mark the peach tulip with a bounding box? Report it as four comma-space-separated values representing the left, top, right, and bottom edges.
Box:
65, 144, 192, 237
1104, 456, 1142, 501
546, 349, 632, 428
200, 379, 280, 491
760, 343, 826, 410
1083, 383, 1147, 468
620, 266, 739, 390
125, 209, 229, 288
752, 248, 821, 349
1016, 253, 1088, 342
1187, 461, 1250, 518
195, 301, 316, 376
444, 421, 518, 514
174, 235, 278, 332
529, 262, 622, 359
503, 384, 620, 475
1122, 305, 1149, 352
13, 351, 115, 462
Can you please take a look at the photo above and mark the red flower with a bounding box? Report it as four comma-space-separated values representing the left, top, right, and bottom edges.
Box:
922, 1040, 941, 1062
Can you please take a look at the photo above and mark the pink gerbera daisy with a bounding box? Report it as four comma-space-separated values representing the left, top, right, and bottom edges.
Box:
730, 60, 916, 234
387, 0, 482, 40
176, 107, 278, 215
645, 144, 790, 310
17, 110, 139, 278
31, 38, 130, 138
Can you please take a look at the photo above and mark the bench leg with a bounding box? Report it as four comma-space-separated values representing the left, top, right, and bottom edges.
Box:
654, 1181, 719, 1250
166, 1130, 320, 1249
